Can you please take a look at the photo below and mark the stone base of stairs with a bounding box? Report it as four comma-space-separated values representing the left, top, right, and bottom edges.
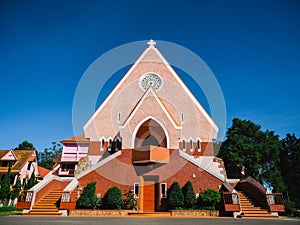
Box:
128, 212, 171, 217
238, 192, 278, 218
24, 189, 63, 216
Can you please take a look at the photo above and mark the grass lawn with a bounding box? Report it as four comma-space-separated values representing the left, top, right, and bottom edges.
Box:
0, 205, 22, 216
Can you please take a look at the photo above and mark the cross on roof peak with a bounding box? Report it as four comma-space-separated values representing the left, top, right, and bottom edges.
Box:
147, 39, 156, 48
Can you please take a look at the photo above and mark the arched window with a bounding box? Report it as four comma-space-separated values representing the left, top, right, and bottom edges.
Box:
181, 112, 184, 124
182, 139, 186, 151
108, 138, 113, 151
117, 112, 121, 124
101, 138, 105, 151
197, 139, 201, 152
189, 139, 194, 152
116, 139, 120, 151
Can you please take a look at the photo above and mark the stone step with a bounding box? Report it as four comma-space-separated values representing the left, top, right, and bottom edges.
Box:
32, 205, 57, 209
25, 189, 63, 216
241, 207, 262, 211
242, 213, 277, 218
242, 210, 269, 214
23, 212, 62, 216
30, 208, 59, 212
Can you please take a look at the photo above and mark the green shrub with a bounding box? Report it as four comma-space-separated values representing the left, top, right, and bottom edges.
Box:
123, 193, 137, 210
182, 181, 197, 209
76, 182, 97, 209
167, 182, 184, 210
0, 205, 16, 212
197, 189, 221, 210
11, 178, 22, 200
24, 170, 38, 190
102, 186, 122, 209
93, 196, 102, 209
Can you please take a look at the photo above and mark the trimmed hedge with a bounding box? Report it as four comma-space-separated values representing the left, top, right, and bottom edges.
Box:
182, 181, 197, 209
102, 186, 122, 209
167, 182, 184, 210
76, 182, 97, 209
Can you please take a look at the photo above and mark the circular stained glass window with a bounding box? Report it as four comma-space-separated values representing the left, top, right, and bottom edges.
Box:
139, 73, 163, 92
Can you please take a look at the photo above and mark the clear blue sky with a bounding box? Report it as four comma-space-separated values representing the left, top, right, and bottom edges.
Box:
1, 0, 299, 152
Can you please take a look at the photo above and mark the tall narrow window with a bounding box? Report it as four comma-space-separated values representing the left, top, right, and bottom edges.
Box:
108, 139, 112, 151
117, 112, 121, 124
161, 183, 167, 198
116, 139, 120, 151
190, 139, 193, 152
134, 183, 140, 197
197, 139, 201, 152
27, 161, 32, 170
182, 139, 186, 151
101, 138, 105, 151
181, 112, 184, 124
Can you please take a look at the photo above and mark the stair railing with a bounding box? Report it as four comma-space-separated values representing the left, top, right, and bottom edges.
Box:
266, 192, 285, 212
223, 192, 240, 212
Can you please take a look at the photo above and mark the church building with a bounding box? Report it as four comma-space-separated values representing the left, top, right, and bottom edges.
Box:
18, 40, 228, 214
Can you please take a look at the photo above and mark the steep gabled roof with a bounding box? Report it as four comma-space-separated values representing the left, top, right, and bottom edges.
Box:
0, 149, 36, 173
119, 86, 181, 129
13, 150, 36, 171
0, 149, 18, 161
84, 42, 218, 133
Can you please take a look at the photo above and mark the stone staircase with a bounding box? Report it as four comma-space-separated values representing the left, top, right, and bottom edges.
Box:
24, 189, 63, 216
238, 192, 277, 218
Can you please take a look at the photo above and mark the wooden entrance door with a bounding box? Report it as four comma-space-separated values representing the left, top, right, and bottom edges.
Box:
143, 180, 155, 212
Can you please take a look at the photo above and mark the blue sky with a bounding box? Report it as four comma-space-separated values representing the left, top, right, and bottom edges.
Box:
0, 0, 299, 152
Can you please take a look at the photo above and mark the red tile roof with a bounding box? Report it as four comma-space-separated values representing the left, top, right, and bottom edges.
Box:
61, 134, 90, 143
38, 166, 50, 177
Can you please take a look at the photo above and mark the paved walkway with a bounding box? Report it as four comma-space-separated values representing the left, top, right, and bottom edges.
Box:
0, 216, 299, 225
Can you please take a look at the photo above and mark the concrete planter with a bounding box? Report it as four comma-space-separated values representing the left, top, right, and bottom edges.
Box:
170, 210, 219, 217
70, 209, 134, 216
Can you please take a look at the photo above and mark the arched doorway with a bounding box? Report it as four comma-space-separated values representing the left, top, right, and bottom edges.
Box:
134, 118, 167, 148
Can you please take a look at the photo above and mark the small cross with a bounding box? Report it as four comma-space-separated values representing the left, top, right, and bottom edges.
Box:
147, 39, 156, 48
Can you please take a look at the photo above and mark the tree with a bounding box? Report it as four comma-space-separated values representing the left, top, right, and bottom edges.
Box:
280, 133, 300, 208
76, 182, 97, 209
24, 170, 38, 190
182, 181, 197, 209
167, 182, 184, 210
102, 186, 122, 209
39, 142, 63, 170
198, 189, 221, 210
217, 118, 285, 191
11, 178, 22, 200
15, 140, 35, 150
0, 166, 12, 204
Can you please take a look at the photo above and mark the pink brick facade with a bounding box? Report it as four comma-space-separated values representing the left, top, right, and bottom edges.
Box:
38, 41, 226, 212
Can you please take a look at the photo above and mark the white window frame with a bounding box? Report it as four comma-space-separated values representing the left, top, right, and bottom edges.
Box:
182, 138, 186, 151
108, 138, 113, 151
161, 183, 167, 198
197, 138, 201, 152
189, 138, 194, 152
101, 138, 105, 151
117, 112, 121, 124
134, 183, 140, 198
181, 112, 184, 124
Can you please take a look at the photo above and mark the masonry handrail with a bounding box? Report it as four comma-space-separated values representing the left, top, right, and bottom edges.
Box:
266, 192, 284, 205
